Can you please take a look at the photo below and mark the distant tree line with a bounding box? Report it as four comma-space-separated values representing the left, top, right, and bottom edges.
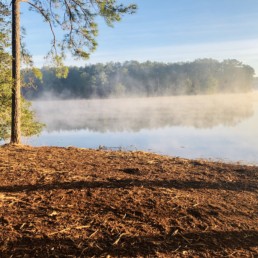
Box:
23, 59, 255, 99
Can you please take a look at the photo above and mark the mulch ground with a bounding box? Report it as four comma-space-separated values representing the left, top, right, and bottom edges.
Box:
0, 145, 257, 257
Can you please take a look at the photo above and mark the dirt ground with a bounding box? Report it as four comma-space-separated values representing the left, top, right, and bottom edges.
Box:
0, 145, 257, 257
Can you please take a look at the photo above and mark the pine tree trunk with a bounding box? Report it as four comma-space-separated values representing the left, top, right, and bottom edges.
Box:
11, 0, 21, 144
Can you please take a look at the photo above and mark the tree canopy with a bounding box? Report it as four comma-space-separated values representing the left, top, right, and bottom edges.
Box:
26, 0, 137, 66
23, 59, 255, 99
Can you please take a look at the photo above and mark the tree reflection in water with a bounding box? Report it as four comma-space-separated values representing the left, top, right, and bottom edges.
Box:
32, 93, 257, 132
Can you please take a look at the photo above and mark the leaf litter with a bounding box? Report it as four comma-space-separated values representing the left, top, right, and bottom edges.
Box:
0, 145, 257, 257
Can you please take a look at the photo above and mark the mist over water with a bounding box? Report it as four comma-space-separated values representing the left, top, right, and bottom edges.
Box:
28, 92, 258, 165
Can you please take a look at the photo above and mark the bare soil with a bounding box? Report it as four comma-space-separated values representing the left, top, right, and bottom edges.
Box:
0, 145, 257, 257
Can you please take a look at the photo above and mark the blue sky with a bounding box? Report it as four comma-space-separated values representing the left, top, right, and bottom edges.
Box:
20, 0, 258, 73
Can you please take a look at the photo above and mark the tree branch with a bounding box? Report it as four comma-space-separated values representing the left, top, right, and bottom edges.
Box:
27, 1, 57, 55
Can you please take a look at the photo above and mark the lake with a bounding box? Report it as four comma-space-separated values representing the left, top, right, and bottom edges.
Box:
25, 92, 258, 165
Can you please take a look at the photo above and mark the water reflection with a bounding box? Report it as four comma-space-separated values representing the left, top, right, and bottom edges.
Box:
28, 92, 258, 164
32, 93, 256, 132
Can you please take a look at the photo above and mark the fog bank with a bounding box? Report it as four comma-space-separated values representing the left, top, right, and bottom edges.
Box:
32, 92, 258, 133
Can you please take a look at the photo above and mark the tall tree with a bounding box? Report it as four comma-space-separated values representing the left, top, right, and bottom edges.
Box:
0, 2, 43, 141
9, 0, 137, 144
11, 0, 21, 144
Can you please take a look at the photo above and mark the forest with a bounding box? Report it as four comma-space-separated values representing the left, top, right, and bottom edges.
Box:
23, 59, 255, 99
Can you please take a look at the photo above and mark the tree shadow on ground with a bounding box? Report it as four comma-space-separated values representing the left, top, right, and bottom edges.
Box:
0, 178, 257, 193
1, 230, 257, 257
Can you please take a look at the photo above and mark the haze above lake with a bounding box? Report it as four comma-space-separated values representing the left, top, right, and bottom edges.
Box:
28, 92, 258, 165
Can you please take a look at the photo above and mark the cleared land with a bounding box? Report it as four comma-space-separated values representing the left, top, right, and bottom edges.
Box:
0, 145, 257, 257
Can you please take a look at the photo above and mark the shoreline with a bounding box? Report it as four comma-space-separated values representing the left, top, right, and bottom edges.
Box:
2, 143, 258, 167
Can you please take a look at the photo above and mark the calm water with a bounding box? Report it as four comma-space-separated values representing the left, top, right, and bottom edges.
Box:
24, 92, 258, 165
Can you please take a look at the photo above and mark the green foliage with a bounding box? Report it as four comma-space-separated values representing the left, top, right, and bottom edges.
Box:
0, 93, 44, 141
23, 59, 255, 100
0, 61, 44, 141
0, 2, 10, 50
0, 78, 44, 140
0, 78, 12, 140
0, 3, 44, 141
51, 56, 69, 78
32, 67, 43, 81
26, 0, 137, 63
20, 100, 44, 138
